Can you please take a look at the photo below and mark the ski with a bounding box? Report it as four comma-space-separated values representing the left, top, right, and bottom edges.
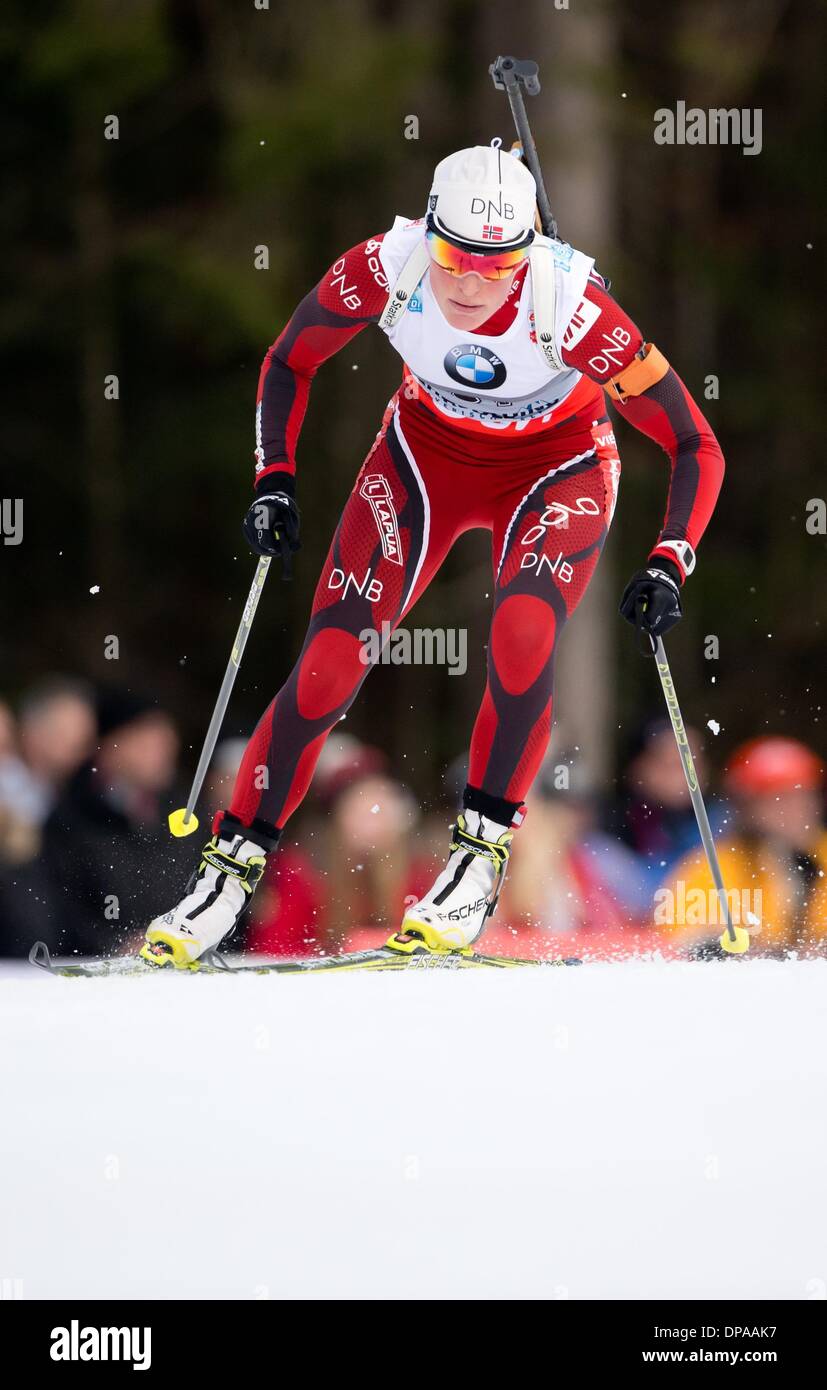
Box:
28, 940, 580, 978
199, 945, 582, 974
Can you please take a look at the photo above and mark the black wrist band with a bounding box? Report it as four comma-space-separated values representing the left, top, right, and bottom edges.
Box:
255, 469, 295, 499
649, 558, 682, 588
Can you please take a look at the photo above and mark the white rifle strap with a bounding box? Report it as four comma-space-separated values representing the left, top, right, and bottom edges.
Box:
378, 239, 431, 330
529, 235, 563, 371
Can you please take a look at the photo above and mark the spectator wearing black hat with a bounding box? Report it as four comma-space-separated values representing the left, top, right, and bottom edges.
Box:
3, 687, 188, 957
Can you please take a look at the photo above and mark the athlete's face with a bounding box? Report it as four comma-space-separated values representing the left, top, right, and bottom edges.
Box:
428, 262, 517, 331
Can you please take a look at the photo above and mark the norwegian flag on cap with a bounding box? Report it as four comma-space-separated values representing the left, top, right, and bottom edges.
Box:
481, 224, 503, 241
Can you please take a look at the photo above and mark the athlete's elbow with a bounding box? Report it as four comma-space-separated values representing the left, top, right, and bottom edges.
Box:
263, 346, 315, 385
678, 428, 725, 479
706, 434, 726, 482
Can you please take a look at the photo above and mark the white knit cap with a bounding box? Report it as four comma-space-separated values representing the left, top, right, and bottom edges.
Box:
428, 144, 537, 248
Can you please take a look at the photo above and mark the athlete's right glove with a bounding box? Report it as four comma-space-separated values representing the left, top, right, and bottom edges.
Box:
243, 488, 301, 578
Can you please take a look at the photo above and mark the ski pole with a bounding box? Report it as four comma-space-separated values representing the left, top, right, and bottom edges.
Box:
648, 634, 750, 954
489, 55, 558, 239
168, 556, 271, 838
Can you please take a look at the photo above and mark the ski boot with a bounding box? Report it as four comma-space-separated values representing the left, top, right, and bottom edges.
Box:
386, 810, 514, 956
140, 814, 278, 968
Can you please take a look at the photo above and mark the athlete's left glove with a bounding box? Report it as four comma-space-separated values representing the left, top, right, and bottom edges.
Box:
619, 559, 682, 642
243, 487, 301, 578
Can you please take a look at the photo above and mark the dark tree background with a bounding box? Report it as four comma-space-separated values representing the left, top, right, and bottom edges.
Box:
2, 0, 824, 801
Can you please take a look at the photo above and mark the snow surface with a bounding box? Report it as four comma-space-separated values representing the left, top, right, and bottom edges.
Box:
1, 958, 826, 1300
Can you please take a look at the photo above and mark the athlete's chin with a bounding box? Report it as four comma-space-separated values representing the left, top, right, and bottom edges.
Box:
445, 303, 487, 330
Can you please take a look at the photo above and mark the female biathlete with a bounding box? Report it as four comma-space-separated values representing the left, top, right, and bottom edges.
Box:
142, 143, 724, 966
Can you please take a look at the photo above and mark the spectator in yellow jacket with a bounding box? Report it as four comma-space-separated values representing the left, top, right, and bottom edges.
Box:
656, 737, 826, 956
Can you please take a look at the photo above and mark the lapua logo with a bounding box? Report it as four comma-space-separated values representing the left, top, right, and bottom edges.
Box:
360, 473, 402, 565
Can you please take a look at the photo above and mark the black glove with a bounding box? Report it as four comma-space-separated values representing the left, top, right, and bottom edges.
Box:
243, 487, 301, 578
619, 560, 683, 644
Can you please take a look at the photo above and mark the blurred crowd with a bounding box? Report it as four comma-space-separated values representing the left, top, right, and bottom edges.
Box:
1, 675, 825, 961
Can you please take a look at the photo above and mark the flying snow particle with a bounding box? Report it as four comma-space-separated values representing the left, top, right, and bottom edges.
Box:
707, 719, 721, 735
89, 585, 100, 594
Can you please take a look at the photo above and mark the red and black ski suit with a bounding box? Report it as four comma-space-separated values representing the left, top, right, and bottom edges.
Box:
226, 235, 724, 834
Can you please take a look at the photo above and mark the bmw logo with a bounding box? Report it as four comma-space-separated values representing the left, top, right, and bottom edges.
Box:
444, 344, 507, 390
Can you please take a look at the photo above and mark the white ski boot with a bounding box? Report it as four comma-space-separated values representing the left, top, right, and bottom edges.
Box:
392, 810, 514, 954
141, 816, 278, 968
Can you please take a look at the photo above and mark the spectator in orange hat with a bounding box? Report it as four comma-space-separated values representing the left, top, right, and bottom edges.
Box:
658, 736, 827, 956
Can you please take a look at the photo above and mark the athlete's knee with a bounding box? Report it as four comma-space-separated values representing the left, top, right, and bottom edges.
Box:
489, 594, 558, 696
295, 626, 370, 720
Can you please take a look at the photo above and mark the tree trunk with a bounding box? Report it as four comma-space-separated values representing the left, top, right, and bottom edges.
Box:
75, 120, 120, 595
